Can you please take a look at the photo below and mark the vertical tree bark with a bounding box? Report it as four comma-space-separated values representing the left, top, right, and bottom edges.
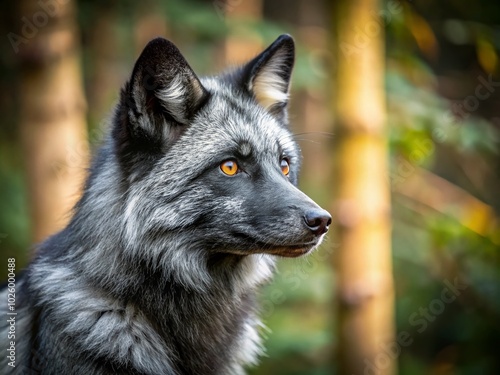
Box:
17, 0, 89, 243
332, 1, 396, 374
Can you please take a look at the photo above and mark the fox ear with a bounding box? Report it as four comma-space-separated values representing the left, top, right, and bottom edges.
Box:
119, 38, 208, 150
243, 34, 295, 111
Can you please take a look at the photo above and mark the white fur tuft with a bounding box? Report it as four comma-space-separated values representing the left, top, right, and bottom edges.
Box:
249, 50, 290, 110
157, 74, 187, 122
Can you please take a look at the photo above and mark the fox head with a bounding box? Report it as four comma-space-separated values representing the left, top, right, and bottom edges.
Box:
109, 35, 330, 286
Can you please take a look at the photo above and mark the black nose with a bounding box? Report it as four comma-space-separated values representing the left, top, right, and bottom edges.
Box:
303, 209, 332, 236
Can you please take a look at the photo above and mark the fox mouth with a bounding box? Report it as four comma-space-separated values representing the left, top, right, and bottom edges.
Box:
248, 237, 321, 258
225, 231, 323, 257
264, 242, 319, 257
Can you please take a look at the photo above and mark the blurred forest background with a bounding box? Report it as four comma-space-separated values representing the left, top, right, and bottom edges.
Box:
1, 0, 499, 374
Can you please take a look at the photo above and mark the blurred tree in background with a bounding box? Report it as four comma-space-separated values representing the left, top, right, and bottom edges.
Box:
0, 0, 499, 374
332, 0, 395, 374
17, 0, 88, 244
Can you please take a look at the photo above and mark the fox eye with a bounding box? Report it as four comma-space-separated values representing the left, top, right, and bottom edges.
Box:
220, 160, 239, 176
280, 158, 290, 176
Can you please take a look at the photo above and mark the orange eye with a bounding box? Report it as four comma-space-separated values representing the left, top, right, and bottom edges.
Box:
280, 158, 290, 176
220, 160, 239, 176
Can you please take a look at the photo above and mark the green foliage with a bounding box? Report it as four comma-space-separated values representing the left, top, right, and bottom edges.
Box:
0, 146, 31, 281
385, 2, 500, 372
249, 248, 335, 375
387, 70, 499, 160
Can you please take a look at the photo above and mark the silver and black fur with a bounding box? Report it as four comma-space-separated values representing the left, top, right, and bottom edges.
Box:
1, 35, 331, 375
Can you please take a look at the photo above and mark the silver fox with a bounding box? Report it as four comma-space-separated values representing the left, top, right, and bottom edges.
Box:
0, 35, 331, 375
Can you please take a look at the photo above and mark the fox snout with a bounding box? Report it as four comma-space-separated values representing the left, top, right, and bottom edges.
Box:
303, 208, 332, 236
244, 174, 332, 257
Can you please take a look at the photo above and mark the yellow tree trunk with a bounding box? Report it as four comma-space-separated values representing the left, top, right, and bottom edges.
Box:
332, 1, 396, 374
18, 0, 89, 243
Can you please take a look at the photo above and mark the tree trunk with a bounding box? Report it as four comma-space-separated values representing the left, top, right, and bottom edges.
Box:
17, 0, 89, 244
332, 1, 396, 374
